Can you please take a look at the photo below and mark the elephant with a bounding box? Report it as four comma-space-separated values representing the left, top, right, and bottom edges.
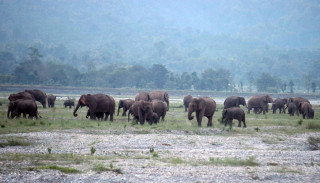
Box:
152, 112, 159, 124
151, 99, 167, 121
223, 96, 246, 109
149, 91, 169, 111
222, 107, 246, 128
8, 92, 35, 101
287, 102, 297, 116
117, 99, 134, 116
128, 101, 154, 125
73, 94, 115, 121
47, 94, 56, 108
135, 91, 150, 102
271, 98, 288, 114
287, 97, 310, 116
64, 100, 75, 108
25, 89, 47, 108
247, 95, 273, 114
300, 102, 314, 119
86, 109, 104, 121
8, 99, 39, 119
183, 95, 193, 112
188, 97, 216, 127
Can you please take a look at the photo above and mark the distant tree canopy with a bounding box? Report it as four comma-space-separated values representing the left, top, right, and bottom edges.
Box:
0, 47, 319, 93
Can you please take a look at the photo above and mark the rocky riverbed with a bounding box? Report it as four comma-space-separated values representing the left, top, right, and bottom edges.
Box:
0, 129, 319, 182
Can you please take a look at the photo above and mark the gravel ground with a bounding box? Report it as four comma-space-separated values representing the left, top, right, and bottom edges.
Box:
0, 129, 320, 182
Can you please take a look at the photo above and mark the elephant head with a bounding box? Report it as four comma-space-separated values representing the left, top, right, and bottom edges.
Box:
152, 112, 159, 124
265, 95, 273, 103
239, 97, 247, 107
164, 92, 169, 111
73, 94, 95, 117
188, 98, 205, 120
222, 109, 227, 122
138, 101, 153, 124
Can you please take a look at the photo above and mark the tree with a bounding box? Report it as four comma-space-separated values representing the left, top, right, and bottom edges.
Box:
246, 72, 255, 92
255, 73, 277, 92
289, 80, 294, 94
303, 74, 312, 93
149, 64, 169, 89
312, 82, 316, 93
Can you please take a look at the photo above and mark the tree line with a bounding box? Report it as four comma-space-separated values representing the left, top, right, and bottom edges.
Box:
0, 47, 317, 93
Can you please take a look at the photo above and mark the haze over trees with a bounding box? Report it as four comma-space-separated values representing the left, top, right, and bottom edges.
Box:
0, 0, 319, 93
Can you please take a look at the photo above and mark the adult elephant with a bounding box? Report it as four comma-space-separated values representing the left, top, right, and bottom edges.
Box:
272, 98, 288, 114
25, 89, 47, 108
8, 92, 35, 102
73, 94, 115, 121
128, 101, 154, 125
183, 95, 193, 112
8, 99, 39, 119
287, 102, 297, 116
152, 99, 167, 121
188, 97, 216, 127
247, 95, 273, 114
222, 107, 246, 128
288, 97, 310, 116
223, 96, 246, 109
64, 100, 75, 108
47, 94, 56, 108
149, 91, 169, 111
117, 99, 134, 116
300, 102, 314, 119
135, 91, 150, 101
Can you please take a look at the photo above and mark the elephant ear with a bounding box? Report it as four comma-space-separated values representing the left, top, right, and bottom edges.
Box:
79, 95, 87, 105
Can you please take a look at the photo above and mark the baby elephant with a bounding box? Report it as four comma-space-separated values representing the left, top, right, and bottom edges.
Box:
222, 107, 246, 128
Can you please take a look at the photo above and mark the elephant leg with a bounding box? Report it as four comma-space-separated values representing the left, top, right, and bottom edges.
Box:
23, 113, 27, 118
238, 119, 241, 127
242, 118, 246, 128
207, 116, 213, 127
110, 114, 113, 122
198, 110, 205, 127
104, 113, 109, 121
196, 112, 201, 126
185, 106, 187, 112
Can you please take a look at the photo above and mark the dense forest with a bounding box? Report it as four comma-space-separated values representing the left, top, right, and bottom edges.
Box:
0, 0, 319, 93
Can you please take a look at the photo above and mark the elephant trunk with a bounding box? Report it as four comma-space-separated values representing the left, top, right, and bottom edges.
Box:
73, 103, 81, 117
188, 109, 194, 120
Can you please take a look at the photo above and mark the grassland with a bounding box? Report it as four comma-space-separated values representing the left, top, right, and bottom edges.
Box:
0, 96, 319, 182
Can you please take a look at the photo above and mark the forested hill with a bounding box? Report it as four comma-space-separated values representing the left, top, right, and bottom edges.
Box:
0, 0, 319, 89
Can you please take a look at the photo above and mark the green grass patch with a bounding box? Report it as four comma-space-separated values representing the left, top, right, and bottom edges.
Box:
0, 137, 31, 147
273, 167, 301, 174
305, 122, 320, 129
170, 157, 186, 165
208, 156, 259, 166
38, 165, 81, 173
92, 163, 123, 174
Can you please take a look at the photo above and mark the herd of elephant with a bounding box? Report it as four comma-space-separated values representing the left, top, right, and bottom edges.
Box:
7, 89, 315, 128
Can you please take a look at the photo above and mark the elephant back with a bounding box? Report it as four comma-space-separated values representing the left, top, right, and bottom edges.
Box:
135, 92, 150, 101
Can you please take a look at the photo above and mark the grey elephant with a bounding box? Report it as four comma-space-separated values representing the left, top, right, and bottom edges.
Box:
117, 99, 134, 116
222, 107, 246, 128
288, 97, 310, 116
135, 91, 150, 102
73, 94, 115, 121
188, 97, 216, 127
223, 96, 246, 109
86, 109, 104, 121
272, 98, 288, 114
25, 89, 47, 108
128, 101, 154, 125
287, 102, 297, 116
149, 91, 169, 111
47, 94, 56, 108
151, 99, 167, 121
300, 102, 314, 119
8, 99, 39, 119
64, 99, 75, 108
247, 95, 273, 114
183, 95, 193, 112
